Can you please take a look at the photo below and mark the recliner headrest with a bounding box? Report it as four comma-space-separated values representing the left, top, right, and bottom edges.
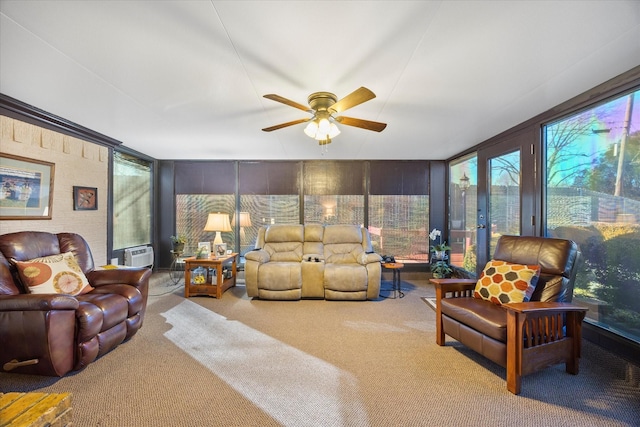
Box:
493, 235, 578, 278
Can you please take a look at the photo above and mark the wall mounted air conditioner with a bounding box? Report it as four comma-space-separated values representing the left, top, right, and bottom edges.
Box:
124, 246, 154, 268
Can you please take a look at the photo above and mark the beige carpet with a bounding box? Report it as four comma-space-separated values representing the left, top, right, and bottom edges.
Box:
1, 274, 639, 426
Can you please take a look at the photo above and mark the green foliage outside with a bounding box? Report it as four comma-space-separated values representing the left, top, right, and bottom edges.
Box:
552, 223, 640, 331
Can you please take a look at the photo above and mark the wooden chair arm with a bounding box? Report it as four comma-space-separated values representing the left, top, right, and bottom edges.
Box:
505, 300, 588, 394
430, 278, 476, 294
504, 301, 588, 314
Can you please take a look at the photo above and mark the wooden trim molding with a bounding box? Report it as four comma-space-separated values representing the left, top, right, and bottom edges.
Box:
0, 93, 122, 149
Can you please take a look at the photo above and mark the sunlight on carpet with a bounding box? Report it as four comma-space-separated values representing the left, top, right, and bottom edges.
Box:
422, 297, 436, 311
161, 300, 369, 427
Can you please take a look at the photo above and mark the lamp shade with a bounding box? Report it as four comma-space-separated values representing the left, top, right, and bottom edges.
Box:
204, 212, 232, 245
231, 212, 252, 227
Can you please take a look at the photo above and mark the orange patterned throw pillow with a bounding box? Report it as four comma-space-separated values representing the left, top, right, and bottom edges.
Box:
13, 252, 93, 296
474, 260, 541, 305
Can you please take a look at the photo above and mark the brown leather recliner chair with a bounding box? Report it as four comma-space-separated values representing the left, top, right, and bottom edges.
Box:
430, 235, 588, 394
0, 231, 152, 376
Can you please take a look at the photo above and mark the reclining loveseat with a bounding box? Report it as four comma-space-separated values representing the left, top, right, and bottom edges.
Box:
0, 231, 152, 376
244, 224, 382, 300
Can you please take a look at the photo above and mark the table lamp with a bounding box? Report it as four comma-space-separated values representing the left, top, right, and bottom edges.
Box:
232, 212, 252, 241
204, 212, 232, 245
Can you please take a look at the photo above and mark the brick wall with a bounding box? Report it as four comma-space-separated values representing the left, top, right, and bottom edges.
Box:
0, 116, 109, 264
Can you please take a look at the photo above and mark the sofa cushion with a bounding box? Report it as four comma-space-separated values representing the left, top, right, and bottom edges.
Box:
259, 262, 302, 290
441, 297, 508, 342
325, 243, 363, 264
474, 260, 540, 305
324, 264, 368, 292
304, 224, 325, 255
304, 224, 324, 242
76, 293, 129, 332
323, 225, 362, 244
265, 224, 304, 243
89, 284, 144, 317
12, 252, 94, 296
264, 242, 303, 262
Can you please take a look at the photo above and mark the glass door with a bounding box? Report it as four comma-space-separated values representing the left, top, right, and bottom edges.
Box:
449, 155, 477, 273
488, 150, 521, 253
476, 133, 537, 273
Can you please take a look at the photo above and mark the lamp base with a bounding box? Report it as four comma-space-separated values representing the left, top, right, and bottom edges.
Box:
213, 232, 223, 245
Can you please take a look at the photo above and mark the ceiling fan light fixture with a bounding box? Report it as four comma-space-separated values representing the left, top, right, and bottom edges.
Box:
318, 118, 331, 135
328, 122, 340, 138
304, 121, 318, 138
304, 118, 340, 142
262, 87, 386, 149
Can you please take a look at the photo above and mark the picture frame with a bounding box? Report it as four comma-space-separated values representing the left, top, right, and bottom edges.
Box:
214, 243, 227, 258
73, 186, 98, 211
197, 241, 212, 255
0, 153, 55, 220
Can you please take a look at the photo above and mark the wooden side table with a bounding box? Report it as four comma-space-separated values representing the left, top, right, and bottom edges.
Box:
184, 253, 237, 298
382, 262, 404, 298
0, 392, 72, 426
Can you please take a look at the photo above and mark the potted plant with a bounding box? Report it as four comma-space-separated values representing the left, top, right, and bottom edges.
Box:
170, 235, 186, 253
429, 228, 451, 260
431, 260, 453, 279
195, 245, 209, 260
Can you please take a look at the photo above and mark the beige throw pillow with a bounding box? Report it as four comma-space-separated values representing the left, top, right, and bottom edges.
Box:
12, 252, 94, 296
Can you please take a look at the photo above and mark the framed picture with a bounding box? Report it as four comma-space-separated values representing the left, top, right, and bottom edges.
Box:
73, 186, 98, 210
0, 153, 55, 220
214, 243, 227, 258
197, 241, 211, 255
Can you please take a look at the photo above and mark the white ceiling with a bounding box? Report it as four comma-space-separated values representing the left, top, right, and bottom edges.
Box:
1, 1, 639, 161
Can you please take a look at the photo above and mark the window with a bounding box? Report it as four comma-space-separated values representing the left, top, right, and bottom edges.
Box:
544, 89, 640, 344
304, 195, 364, 225
369, 161, 429, 263
174, 161, 236, 255
113, 151, 152, 250
303, 161, 365, 226
368, 195, 429, 262
240, 195, 299, 255
176, 194, 235, 255
239, 162, 300, 256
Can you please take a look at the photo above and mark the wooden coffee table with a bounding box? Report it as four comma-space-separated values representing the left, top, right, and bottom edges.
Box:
184, 253, 237, 298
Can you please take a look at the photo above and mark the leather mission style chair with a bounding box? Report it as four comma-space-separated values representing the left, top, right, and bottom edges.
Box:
0, 231, 152, 376
430, 235, 588, 394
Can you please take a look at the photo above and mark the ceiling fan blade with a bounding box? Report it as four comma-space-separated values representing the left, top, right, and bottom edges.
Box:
335, 116, 387, 132
329, 87, 376, 114
262, 118, 310, 132
263, 94, 312, 112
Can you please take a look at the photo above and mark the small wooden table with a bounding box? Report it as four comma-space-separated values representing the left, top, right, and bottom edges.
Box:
184, 253, 237, 298
0, 392, 72, 426
382, 262, 404, 298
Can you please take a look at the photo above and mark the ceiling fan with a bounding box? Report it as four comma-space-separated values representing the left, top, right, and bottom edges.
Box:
262, 87, 387, 146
